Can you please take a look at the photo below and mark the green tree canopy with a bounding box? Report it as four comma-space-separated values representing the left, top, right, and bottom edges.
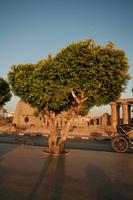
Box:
8, 39, 130, 115
0, 76, 12, 107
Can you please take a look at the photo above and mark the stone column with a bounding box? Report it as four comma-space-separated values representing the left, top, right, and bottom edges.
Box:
122, 101, 129, 124
93, 118, 97, 126
101, 113, 110, 126
131, 105, 133, 122
111, 102, 119, 128
128, 104, 131, 125
117, 105, 121, 124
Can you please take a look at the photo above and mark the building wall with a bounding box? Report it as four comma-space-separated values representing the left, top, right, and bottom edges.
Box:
0, 100, 115, 137
13, 101, 45, 128
13, 101, 112, 128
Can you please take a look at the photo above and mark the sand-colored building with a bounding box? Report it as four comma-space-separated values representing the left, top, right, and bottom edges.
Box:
11, 100, 113, 136
13, 100, 112, 128
9, 98, 132, 137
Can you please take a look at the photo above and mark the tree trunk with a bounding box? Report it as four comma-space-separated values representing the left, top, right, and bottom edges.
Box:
58, 139, 66, 153
48, 131, 65, 154
48, 116, 58, 154
48, 133, 57, 154
58, 121, 71, 153
45, 112, 72, 154
48, 122, 70, 154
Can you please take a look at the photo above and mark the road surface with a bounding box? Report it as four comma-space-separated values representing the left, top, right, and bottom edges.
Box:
0, 143, 133, 200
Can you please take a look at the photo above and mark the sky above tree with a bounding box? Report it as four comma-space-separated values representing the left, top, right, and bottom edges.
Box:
0, 0, 133, 114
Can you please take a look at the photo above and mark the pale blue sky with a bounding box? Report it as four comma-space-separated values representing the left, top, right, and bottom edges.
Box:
0, 0, 133, 114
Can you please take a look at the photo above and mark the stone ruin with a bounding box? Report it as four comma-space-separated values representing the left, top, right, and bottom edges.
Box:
0, 98, 132, 138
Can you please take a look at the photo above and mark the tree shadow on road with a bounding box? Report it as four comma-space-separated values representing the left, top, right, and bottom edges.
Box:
52, 155, 65, 200
28, 154, 66, 200
28, 155, 52, 200
86, 164, 123, 200
86, 163, 133, 200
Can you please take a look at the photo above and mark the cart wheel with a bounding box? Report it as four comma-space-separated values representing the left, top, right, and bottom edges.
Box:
112, 136, 129, 153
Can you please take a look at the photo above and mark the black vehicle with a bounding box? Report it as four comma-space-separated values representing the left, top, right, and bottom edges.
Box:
112, 124, 133, 153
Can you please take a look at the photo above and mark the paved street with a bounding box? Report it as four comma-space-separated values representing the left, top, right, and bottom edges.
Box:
0, 133, 115, 151
0, 143, 133, 200
0, 133, 133, 153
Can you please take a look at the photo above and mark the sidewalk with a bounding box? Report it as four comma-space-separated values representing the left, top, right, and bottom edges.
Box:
0, 143, 133, 200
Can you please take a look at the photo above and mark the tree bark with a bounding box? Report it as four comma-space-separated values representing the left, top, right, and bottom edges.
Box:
48, 120, 71, 154
48, 113, 58, 154
58, 121, 71, 153
48, 131, 57, 154
48, 110, 76, 154
43, 110, 58, 154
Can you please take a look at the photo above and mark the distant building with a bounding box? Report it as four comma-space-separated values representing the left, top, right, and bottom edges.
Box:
13, 100, 111, 129
12, 98, 133, 136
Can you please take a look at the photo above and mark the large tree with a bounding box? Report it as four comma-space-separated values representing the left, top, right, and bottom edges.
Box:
8, 39, 130, 154
0, 76, 12, 107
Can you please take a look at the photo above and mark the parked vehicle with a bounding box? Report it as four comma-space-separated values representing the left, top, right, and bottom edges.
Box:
112, 124, 133, 153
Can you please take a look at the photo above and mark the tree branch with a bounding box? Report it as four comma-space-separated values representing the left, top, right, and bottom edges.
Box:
71, 89, 88, 105
91, 79, 103, 95
71, 89, 80, 104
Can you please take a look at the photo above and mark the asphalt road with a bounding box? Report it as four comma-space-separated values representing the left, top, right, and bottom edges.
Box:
0, 133, 133, 153
0, 143, 133, 200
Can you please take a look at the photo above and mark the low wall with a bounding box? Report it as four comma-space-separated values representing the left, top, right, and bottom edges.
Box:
0, 124, 114, 138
